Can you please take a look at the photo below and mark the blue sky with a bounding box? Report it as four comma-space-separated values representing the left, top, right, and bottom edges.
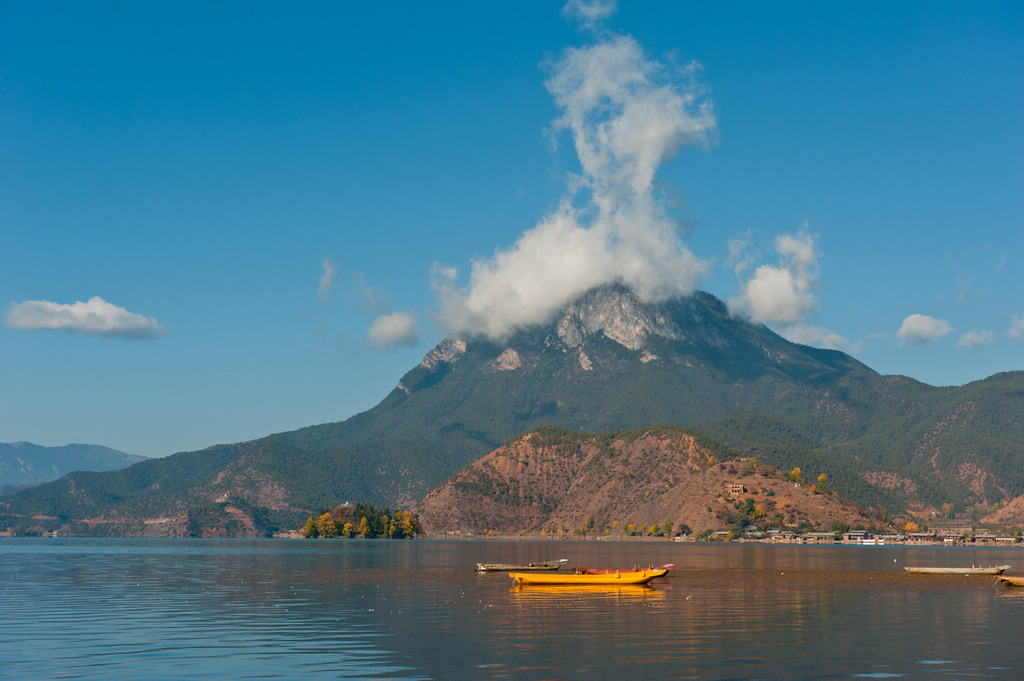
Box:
2, 1, 1021, 458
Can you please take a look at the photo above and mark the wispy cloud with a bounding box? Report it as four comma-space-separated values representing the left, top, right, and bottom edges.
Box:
725, 234, 758, 278
954, 264, 987, 302
317, 258, 337, 305
353, 272, 391, 314
896, 314, 952, 345
562, 0, 617, 30
1009, 313, 1024, 341
5, 297, 167, 339
956, 329, 995, 348
368, 311, 419, 349
436, 32, 716, 340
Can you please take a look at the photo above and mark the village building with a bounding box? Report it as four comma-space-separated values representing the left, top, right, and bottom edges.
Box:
727, 483, 746, 496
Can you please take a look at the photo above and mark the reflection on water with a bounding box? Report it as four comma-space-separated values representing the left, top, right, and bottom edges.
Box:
509, 583, 667, 603
1, 538, 1022, 680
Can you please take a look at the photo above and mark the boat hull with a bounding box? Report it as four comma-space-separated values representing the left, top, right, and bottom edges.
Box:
510, 568, 668, 586
476, 560, 566, 572
904, 565, 1009, 575
573, 563, 676, 575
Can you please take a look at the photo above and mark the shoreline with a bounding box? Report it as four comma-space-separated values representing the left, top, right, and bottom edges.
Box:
426, 532, 1023, 549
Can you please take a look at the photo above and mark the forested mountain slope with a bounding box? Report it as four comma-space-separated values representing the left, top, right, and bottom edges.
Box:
2, 286, 1021, 536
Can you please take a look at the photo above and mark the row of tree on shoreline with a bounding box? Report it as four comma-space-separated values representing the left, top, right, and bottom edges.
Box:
303, 502, 423, 539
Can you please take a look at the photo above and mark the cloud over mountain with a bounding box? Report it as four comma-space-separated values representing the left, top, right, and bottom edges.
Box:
429, 32, 716, 341
730, 231, 820, 325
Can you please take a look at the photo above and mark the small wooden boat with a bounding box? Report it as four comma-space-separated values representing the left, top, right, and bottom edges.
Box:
573, 563, 676, 575
476, 559, 567, 572
509, 567, 669, 586
903, 565, 1009, 575
998, 575, 1024, 587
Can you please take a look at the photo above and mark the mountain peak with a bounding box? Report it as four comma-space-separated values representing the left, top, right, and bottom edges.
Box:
555, 284, 681, 351
415, 285, 870, 384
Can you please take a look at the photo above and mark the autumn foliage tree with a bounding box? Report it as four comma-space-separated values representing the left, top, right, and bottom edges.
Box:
302, 503, 423, 539
317, 512, 338, 538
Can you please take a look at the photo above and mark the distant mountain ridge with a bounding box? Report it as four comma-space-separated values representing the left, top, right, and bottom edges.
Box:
2, 285, 1022, 536
0, 442, 147, 494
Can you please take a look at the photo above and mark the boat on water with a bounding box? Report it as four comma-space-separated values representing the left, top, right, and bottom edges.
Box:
903, 565, 1010, 575
509, 567, 669, 586
998, 575, 1024, 587
572, 563, 676, 575
476, 559, 567, 572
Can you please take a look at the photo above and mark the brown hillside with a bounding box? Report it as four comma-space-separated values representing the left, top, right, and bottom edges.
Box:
981, 494, 1024, 527
417, 426, 885, 536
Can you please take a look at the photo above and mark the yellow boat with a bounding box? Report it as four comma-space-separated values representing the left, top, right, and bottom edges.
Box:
509, 567, 669, 586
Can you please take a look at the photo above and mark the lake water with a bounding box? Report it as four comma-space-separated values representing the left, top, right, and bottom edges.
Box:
2, 538, 1023, 680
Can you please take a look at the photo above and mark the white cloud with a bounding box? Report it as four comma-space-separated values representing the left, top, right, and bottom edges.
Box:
782, 324, 847, 351
317, 258, 337, 305
563, 0, 617, 29
1009, 313, 1024, 341
896, 314, 953, 345
731, 231, 820, 324
368, 311, 418, 349
956, 330, 995, 348
5, 297, 167, 339
437, 34, 716, 340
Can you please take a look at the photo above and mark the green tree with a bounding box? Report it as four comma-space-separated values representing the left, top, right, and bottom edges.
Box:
304, 515, 318, 538
663, 520, 673, 537
830, 520, 851, 534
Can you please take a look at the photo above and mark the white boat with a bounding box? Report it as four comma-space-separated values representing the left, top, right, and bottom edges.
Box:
476, 559, 567, 572
904, 565, 1009, 575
